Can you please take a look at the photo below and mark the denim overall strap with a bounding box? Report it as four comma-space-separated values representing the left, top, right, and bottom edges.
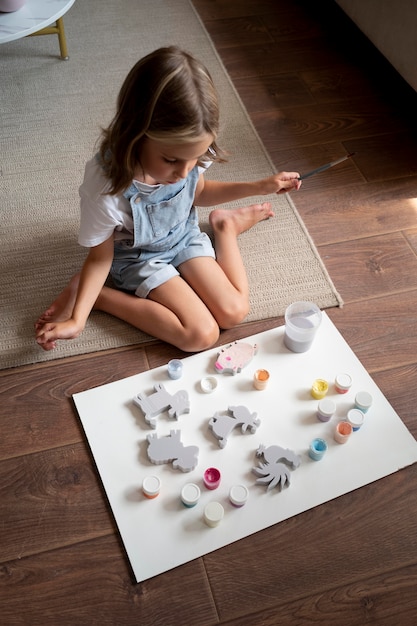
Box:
122, 166, 200, 251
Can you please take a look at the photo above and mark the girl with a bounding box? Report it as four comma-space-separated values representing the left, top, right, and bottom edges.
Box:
35, 46, 301, 353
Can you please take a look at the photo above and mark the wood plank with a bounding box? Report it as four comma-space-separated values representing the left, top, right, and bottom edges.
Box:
203, 464, 417, 622
373, 363, 417, 435
0, 347, 149, 460
0, 444, 113, 562
327, 292, 417, 374
293, 178, 417, 245
220, 563, 417, 625
1, 0, 417, 623
250, 99, 412, 152
317, 233, 417, 302
202, 16, 273, 48
0, 535, 218, 626
192, 0, 292, 21
404, 228, 417, 254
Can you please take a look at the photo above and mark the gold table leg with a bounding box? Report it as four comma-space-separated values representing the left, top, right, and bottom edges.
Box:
27, 17, 69, 60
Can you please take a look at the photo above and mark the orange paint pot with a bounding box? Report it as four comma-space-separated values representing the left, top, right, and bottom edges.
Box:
253, 369, 270, 390
334, 421, 353, 444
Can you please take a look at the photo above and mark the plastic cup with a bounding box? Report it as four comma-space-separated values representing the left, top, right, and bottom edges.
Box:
284, 301, 322, 353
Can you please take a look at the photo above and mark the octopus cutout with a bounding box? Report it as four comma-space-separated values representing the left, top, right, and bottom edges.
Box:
252, 444, 301, 491
209, 405, 260, 448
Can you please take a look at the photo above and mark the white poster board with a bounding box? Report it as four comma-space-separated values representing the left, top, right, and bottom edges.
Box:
73, 313, 417, 582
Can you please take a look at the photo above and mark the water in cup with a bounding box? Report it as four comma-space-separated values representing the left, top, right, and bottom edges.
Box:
284, 301, 322, 353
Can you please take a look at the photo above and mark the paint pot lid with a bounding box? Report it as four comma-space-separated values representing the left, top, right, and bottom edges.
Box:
204, 502, 224, 525
355, 391, 372, 408
335, 373, 352, 389
181, 483, 201, 505
347, 408, 365, 427
200, 376, 218, 393
318, 398, 336, 416
142, 475, 161, 496
229, 484, 249, 506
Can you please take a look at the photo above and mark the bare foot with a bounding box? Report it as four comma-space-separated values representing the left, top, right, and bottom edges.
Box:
35, 273, 80, 329
209, 202, 274, 237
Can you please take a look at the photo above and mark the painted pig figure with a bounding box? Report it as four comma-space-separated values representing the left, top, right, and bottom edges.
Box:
214, 341, 258, 375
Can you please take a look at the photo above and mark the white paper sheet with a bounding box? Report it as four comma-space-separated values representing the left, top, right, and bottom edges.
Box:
73, 313, 417, 582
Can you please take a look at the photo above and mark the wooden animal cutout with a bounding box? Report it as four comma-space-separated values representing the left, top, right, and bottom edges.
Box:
214, 341, 258, 375
209, 405, 260, 448
147, 430, 199, 472
133, 383, 190, 429
253, 444, 301, 491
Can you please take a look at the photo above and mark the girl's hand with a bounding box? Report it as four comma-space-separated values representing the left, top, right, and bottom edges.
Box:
35, 319, 84, 351
261, 172, 302, 195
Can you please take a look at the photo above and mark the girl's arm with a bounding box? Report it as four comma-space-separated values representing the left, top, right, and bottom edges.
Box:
36, 236, 114, 347
194, 171, 301, 207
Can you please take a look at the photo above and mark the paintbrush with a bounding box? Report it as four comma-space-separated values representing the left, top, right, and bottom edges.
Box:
298, 152, 356, 180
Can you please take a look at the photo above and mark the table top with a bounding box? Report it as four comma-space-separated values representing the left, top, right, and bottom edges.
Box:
0, 0, 75, 43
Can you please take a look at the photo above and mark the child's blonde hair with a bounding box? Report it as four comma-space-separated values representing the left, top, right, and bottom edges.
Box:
99, 46, 226, 194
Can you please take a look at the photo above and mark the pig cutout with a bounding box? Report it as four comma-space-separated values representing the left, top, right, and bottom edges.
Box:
214, 341, 258, 375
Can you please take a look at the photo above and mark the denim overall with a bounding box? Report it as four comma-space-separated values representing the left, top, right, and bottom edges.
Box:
110, 165, 214, 298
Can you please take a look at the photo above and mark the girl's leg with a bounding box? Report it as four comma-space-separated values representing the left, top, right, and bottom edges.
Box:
36, 202, 272, 350
36, 273, 219, 352
95, 277, 220, 352
179, 202, 274, 328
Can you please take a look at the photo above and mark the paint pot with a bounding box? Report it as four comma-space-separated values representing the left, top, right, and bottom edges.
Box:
142, 475, 161, 499
253, 369, 270, 390
311, 379, 329, 400
308, 438, 328, 461
317, 398, 336, 422
0, 0, 26, 11
203, 467, 221, 490
334, 421, 353, 444
204, 502, 224, 527
181, 483, 201, 508
284, 301, 322, 353
229, 484, 249, 507
355, 391, 373, 413
167, 359, 183, 379
346, 408, 365, 431
334, 373, 352, 394
200, 376, 218, 393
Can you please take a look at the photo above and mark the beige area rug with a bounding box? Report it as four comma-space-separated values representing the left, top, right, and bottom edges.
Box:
0, 0, 342, 370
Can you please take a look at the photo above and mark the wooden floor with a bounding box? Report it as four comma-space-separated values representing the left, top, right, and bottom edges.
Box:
1, 1, 417, 624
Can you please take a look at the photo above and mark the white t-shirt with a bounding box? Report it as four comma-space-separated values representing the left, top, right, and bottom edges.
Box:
78, 157, 210, 249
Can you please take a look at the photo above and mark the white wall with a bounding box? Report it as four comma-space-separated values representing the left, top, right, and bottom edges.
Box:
335, 0, 417, 92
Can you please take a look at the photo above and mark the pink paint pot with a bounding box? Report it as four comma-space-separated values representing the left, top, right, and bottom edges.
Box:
203, 467, 221, 490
